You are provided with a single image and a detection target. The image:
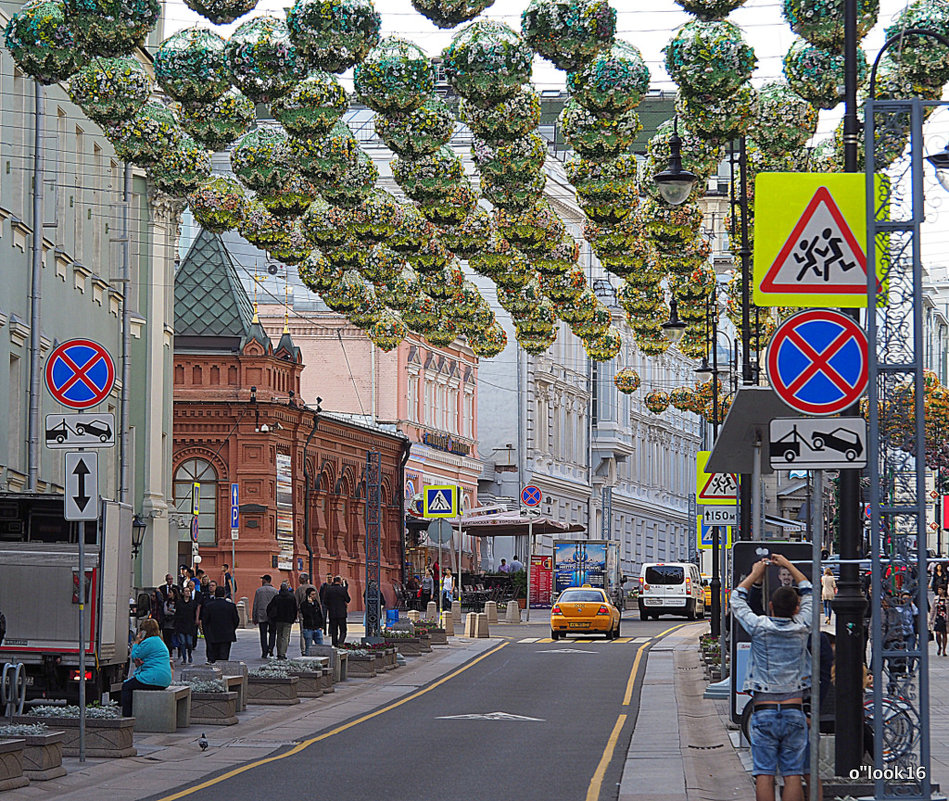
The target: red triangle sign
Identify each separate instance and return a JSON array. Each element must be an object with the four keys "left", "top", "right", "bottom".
[
  {"left": 698, "top": 471, "right": 737, "bottom": 502},
  {"left": 759, "top": 186, "right": 868, "bottom": 295}
]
